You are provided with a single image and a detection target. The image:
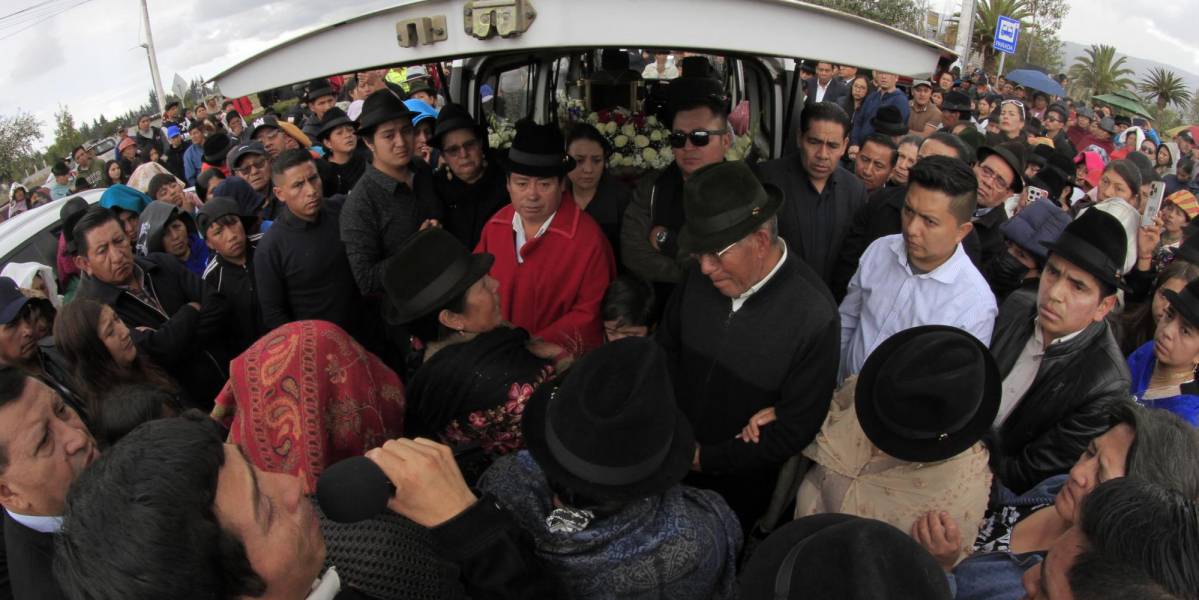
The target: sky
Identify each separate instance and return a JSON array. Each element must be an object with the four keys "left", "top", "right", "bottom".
[{"left": 1, "top": 0, "right": 1197, "bottom": 149}]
